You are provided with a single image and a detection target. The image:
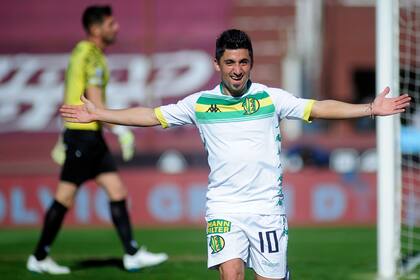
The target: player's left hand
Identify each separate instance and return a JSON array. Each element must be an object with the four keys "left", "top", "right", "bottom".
[
  {"left": 112, "top": 126, "right": 135, "bottom": 161},
  {"left": 60, "top": 95, "right": 98, "bottom": 123},
  {"left": 372, "top": 87, "right": 411, "bottom": 116}
]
